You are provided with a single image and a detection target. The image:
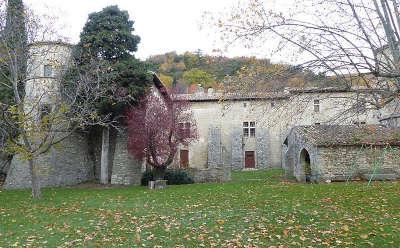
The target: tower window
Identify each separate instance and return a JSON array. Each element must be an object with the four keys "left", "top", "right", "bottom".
[
  {"left": 44, "top": 64, "right": 53, "bottom": 77},
  {"left": 39, "top": 104, "right": 51, "bottom": 129},
  {"left": 314, "top": 99, "right": 320, "bottom": 113},
  {"left": 40, "top": 104, "right": 51, "bottom": 120}
]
